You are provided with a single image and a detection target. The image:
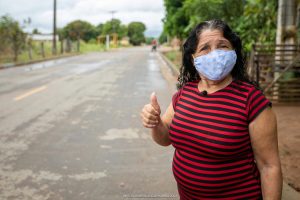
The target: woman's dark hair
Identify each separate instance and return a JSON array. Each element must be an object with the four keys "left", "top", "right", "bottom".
[{"left": 177, "top": 19, "right": 252, "bottom": 89}]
